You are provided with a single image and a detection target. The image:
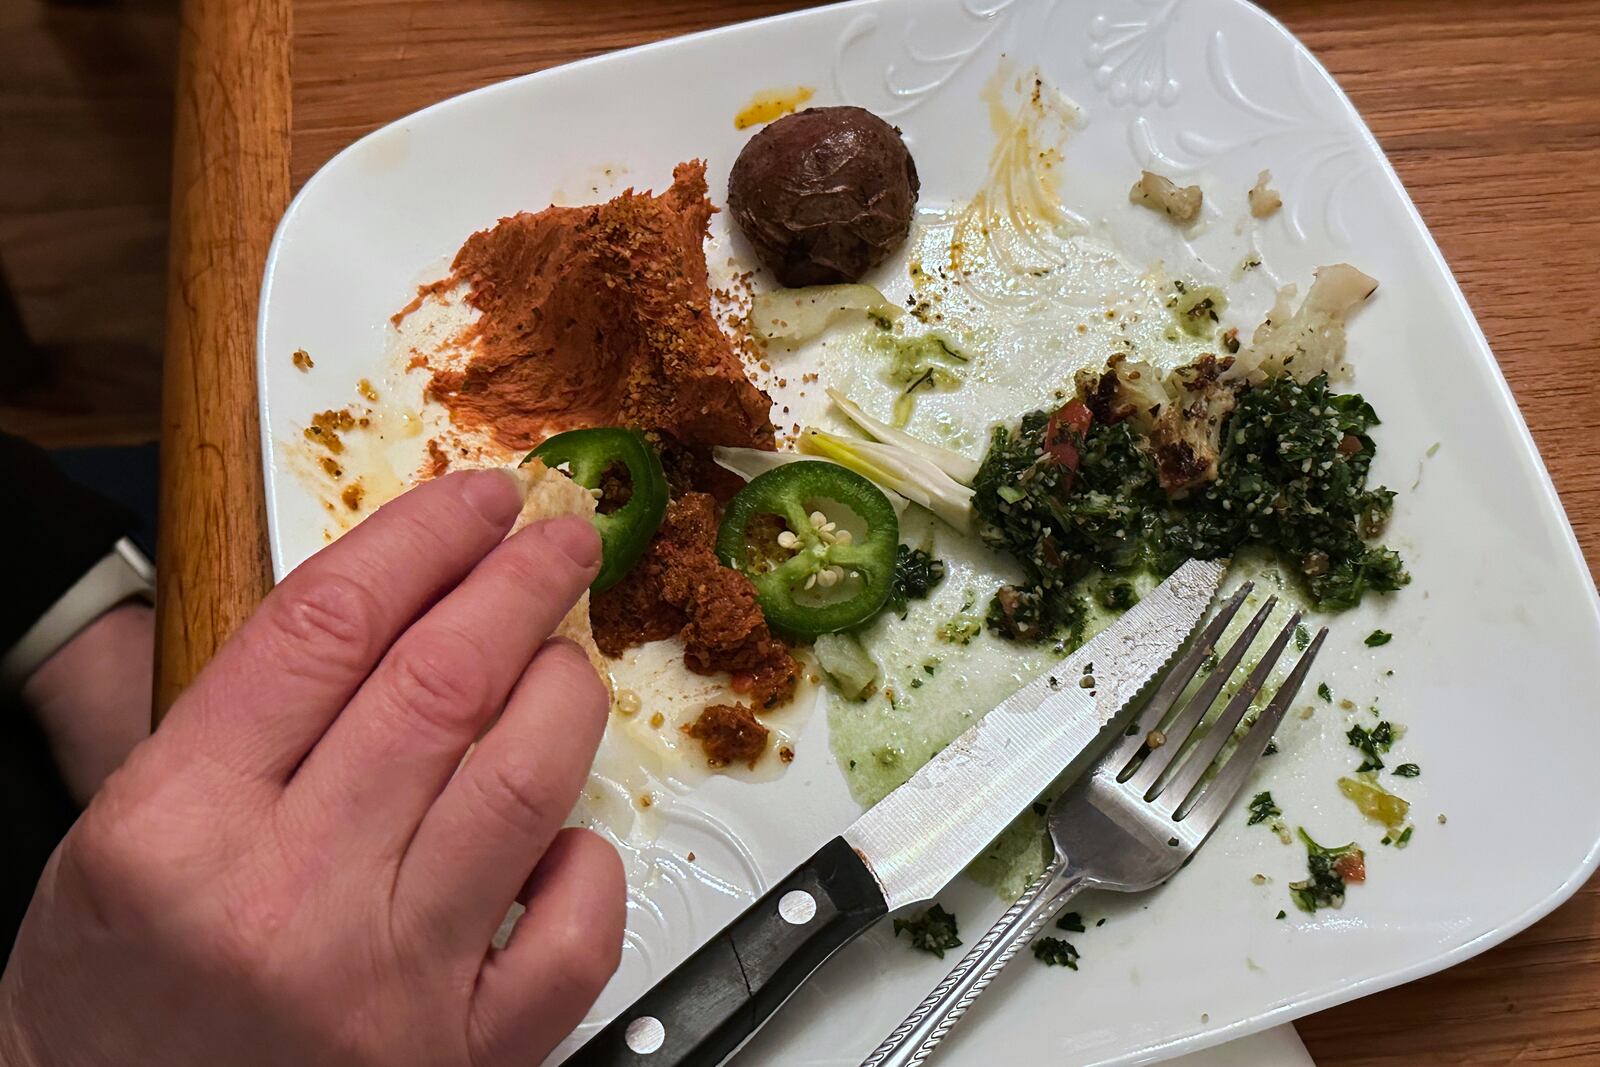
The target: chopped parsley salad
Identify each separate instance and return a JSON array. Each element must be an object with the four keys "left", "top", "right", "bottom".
[{"left": 974, "top": 369, "right": 1405, "bottom": 642}]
